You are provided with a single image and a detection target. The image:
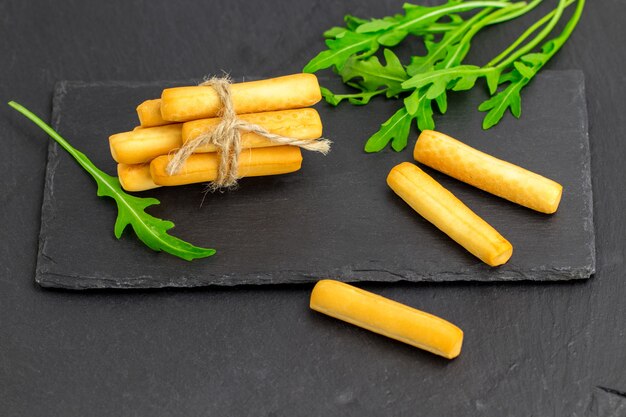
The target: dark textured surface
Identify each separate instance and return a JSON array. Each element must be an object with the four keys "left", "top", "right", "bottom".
[
  {"left": 37, "top": 71, "right": 594, "bottom": 289},
  {"left": 1, "top": 1, "right": 625, "bottom": 416}
]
